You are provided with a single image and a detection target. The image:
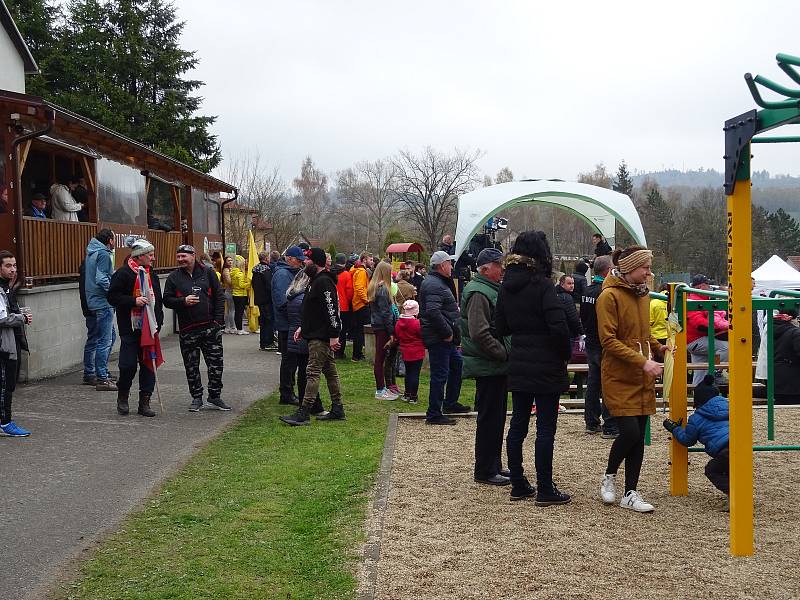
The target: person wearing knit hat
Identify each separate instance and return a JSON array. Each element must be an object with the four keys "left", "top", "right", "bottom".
[
  {"left": 107, "top": 236, "right": 163, "bottom": 417},
  {"left": 597, "top": 245, "right": 669, "bottom": 513},
  {"left": 83, "top": 228, "right": 118, "bottom": 392},
  {"left": 331, "top": 252, "right": 354, "bottom": 359},
  {"left": 394, "top": 299, "right": 424, "bottom": 403},
  {"left": 664, "top": 374, "right": 730, "bottom": 502}
]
